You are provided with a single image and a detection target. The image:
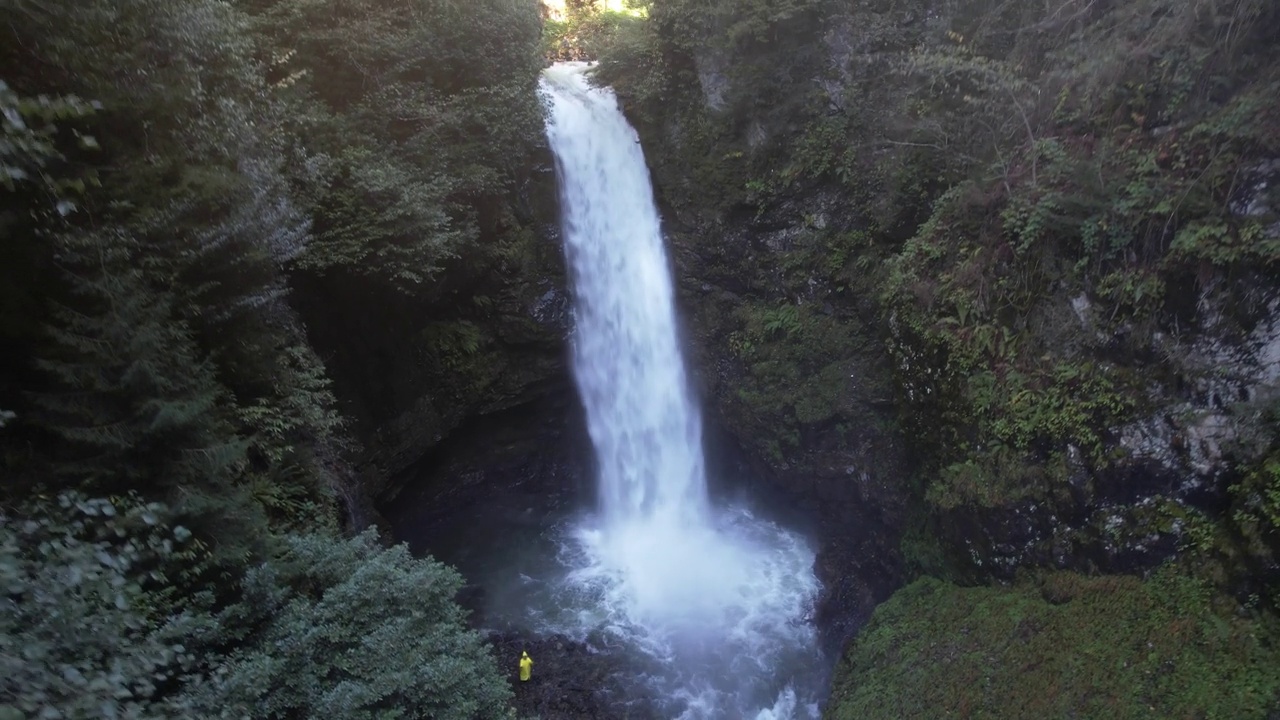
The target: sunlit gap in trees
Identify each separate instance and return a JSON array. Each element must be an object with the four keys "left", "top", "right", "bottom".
[{"left": 541, "top": 0, "right": 648, "bottom": 21}]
